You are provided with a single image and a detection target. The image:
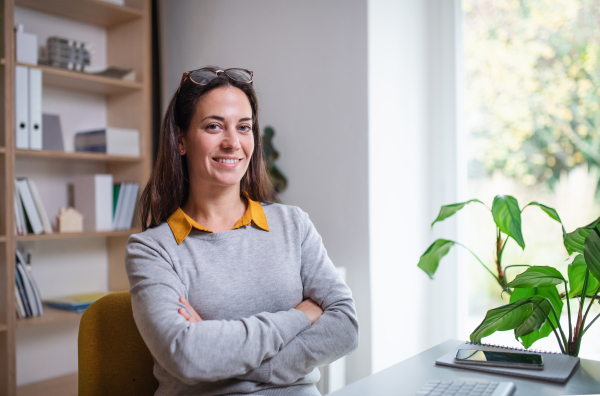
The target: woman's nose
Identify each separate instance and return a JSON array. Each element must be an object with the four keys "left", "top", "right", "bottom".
[{"left": 222, "top": 128, "right": 240, "bottom": 150}]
